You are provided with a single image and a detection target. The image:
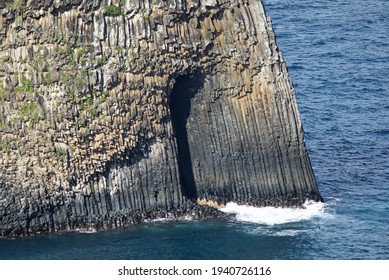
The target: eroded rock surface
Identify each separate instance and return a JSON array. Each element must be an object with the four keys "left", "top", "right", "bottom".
[{"left": 0, "top": 0, "right": 322, "bottom": 236}]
